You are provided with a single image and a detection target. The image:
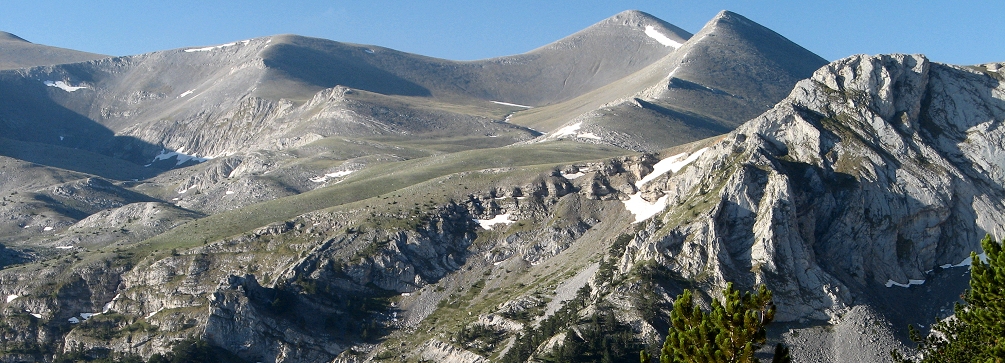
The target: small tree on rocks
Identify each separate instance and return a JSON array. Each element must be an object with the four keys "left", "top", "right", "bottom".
[{"left": 642, "top": 283, "right": 790, "bottom": 363}]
